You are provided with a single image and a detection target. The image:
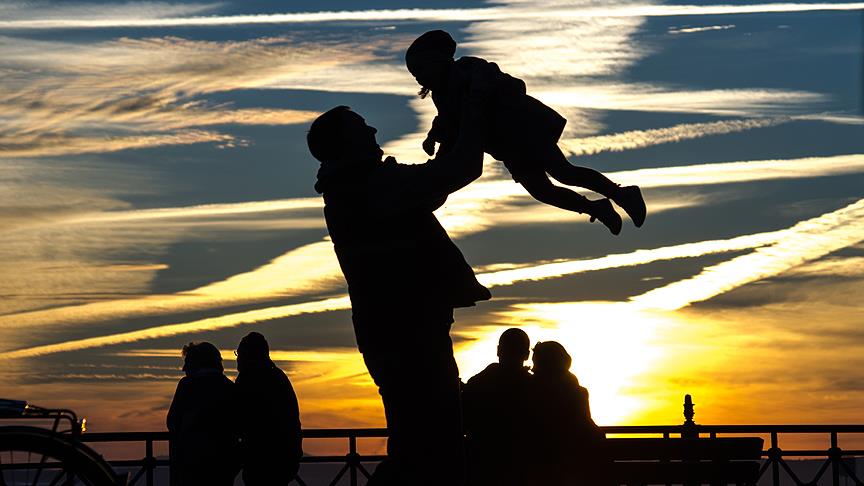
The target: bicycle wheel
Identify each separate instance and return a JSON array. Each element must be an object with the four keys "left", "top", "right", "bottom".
[{"left": 0, "top": 426, "right": 120, "bottom": 486}]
